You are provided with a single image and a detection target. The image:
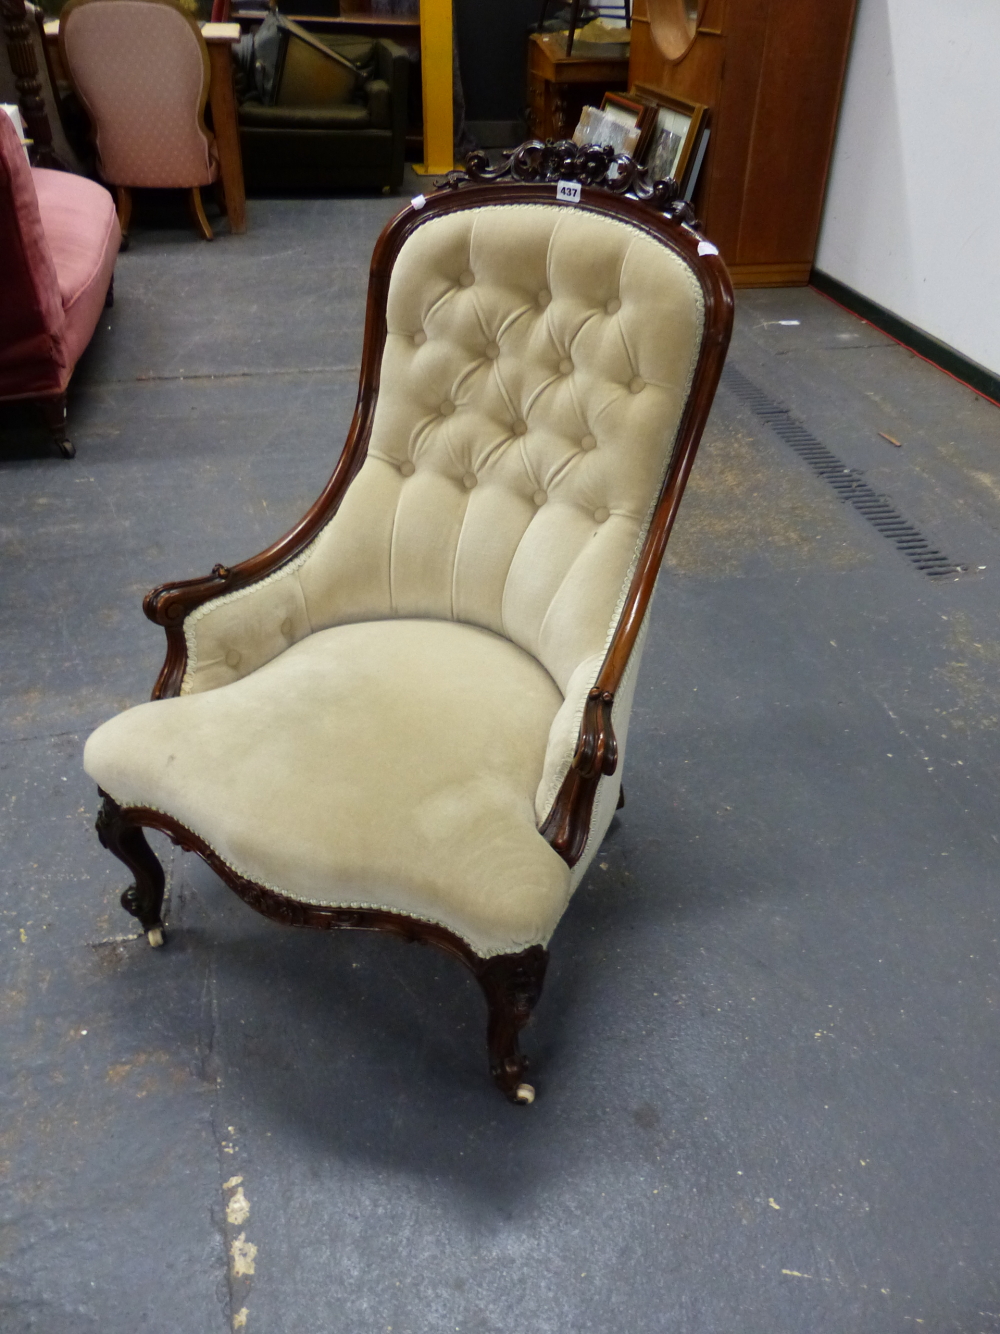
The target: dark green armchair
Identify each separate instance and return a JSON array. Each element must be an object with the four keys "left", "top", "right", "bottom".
[{"left": 238, "top": 31, "right": 408, "bottom": 193}]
